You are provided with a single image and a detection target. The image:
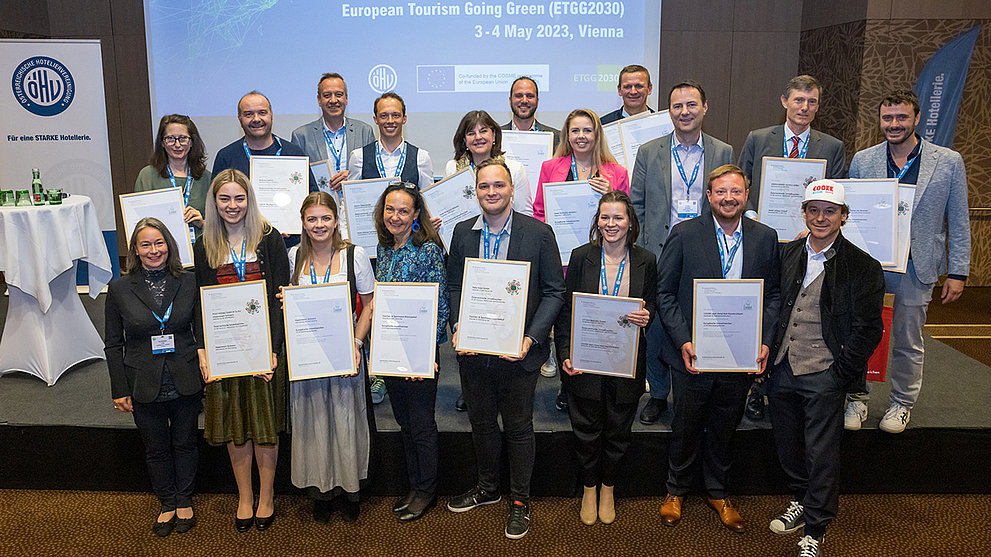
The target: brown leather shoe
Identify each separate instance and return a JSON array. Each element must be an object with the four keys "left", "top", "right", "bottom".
[
  {"left": 660, "top": 494, "right": 682, "bottom": 526},
  {"left": 706, "top": 498, "right": 745, "bottom": 533}
]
